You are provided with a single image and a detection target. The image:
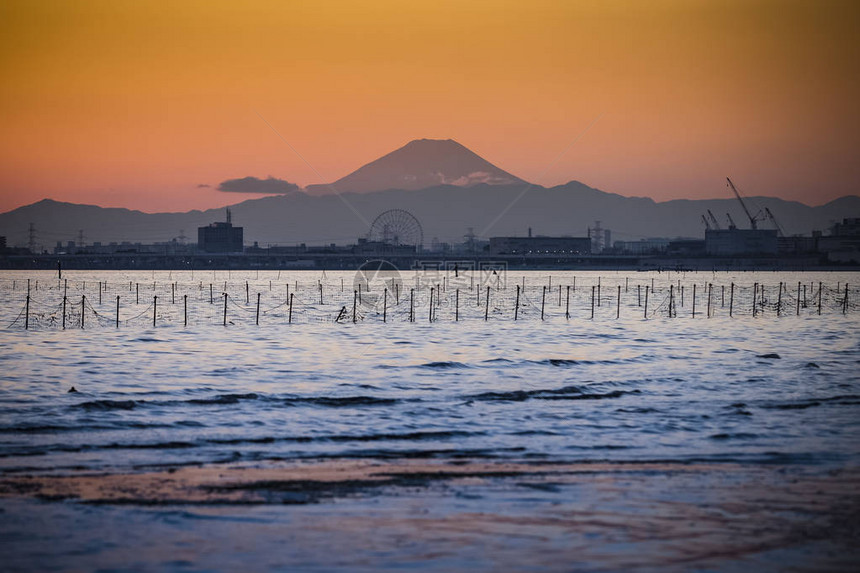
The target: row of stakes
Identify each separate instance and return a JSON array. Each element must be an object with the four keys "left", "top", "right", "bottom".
[{"left": 13, "top": 277, "right": 852, "bottom": 330}]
